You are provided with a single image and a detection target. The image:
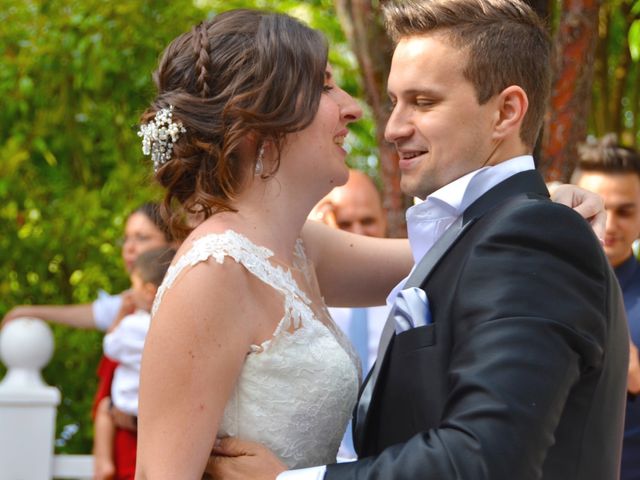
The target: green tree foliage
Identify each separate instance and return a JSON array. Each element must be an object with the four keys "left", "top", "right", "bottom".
[
  {"left": 591, "top": 0, "right": 640, "bottom": 146},
  {"left": 0, "top": 0, "right": 204, "bottom": 453},
  {"left": 0, "top": 0, "right": 375, "bottom": 453}
]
